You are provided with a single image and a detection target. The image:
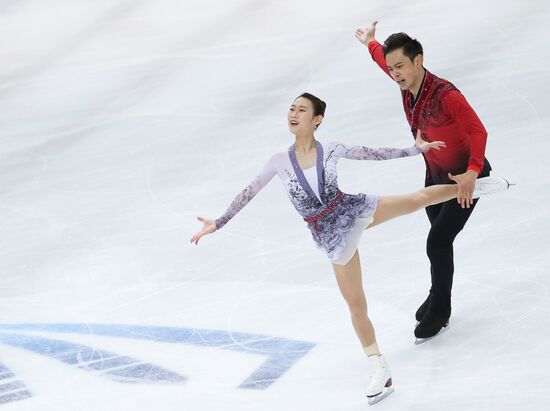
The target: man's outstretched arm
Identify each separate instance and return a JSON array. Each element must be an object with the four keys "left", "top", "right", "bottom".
[{"left": 356, "top": 21, "right": 392, "bottom": 78}]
